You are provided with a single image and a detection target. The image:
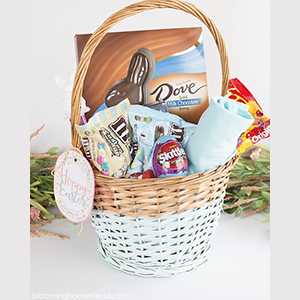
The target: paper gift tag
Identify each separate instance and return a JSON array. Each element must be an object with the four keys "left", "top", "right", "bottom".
[{"left": 54, "top": 149, "right": 95, "bottom": 223}]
